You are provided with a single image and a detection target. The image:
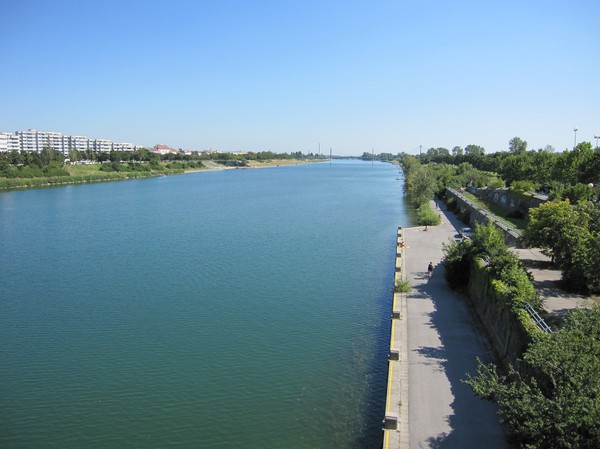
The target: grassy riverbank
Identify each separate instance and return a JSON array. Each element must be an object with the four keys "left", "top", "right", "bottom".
[{"left": 0, "top": 159, "right": 324, "bottom": 190}]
